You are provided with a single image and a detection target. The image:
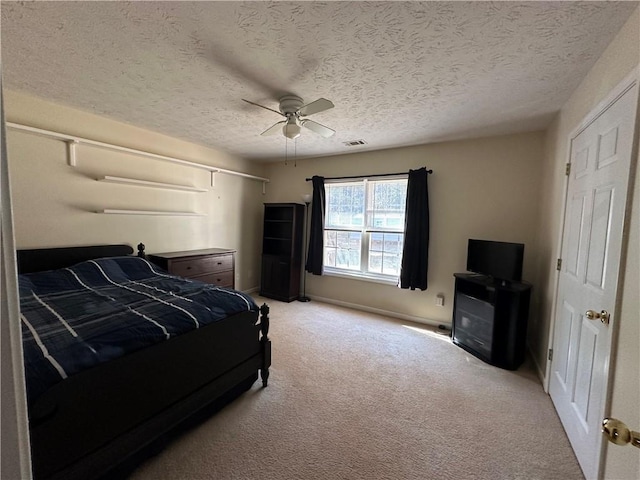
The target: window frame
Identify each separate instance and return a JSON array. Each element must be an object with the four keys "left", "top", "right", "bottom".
[{"left": 323, "top": 175, "right": 408, "bottom": 284}]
